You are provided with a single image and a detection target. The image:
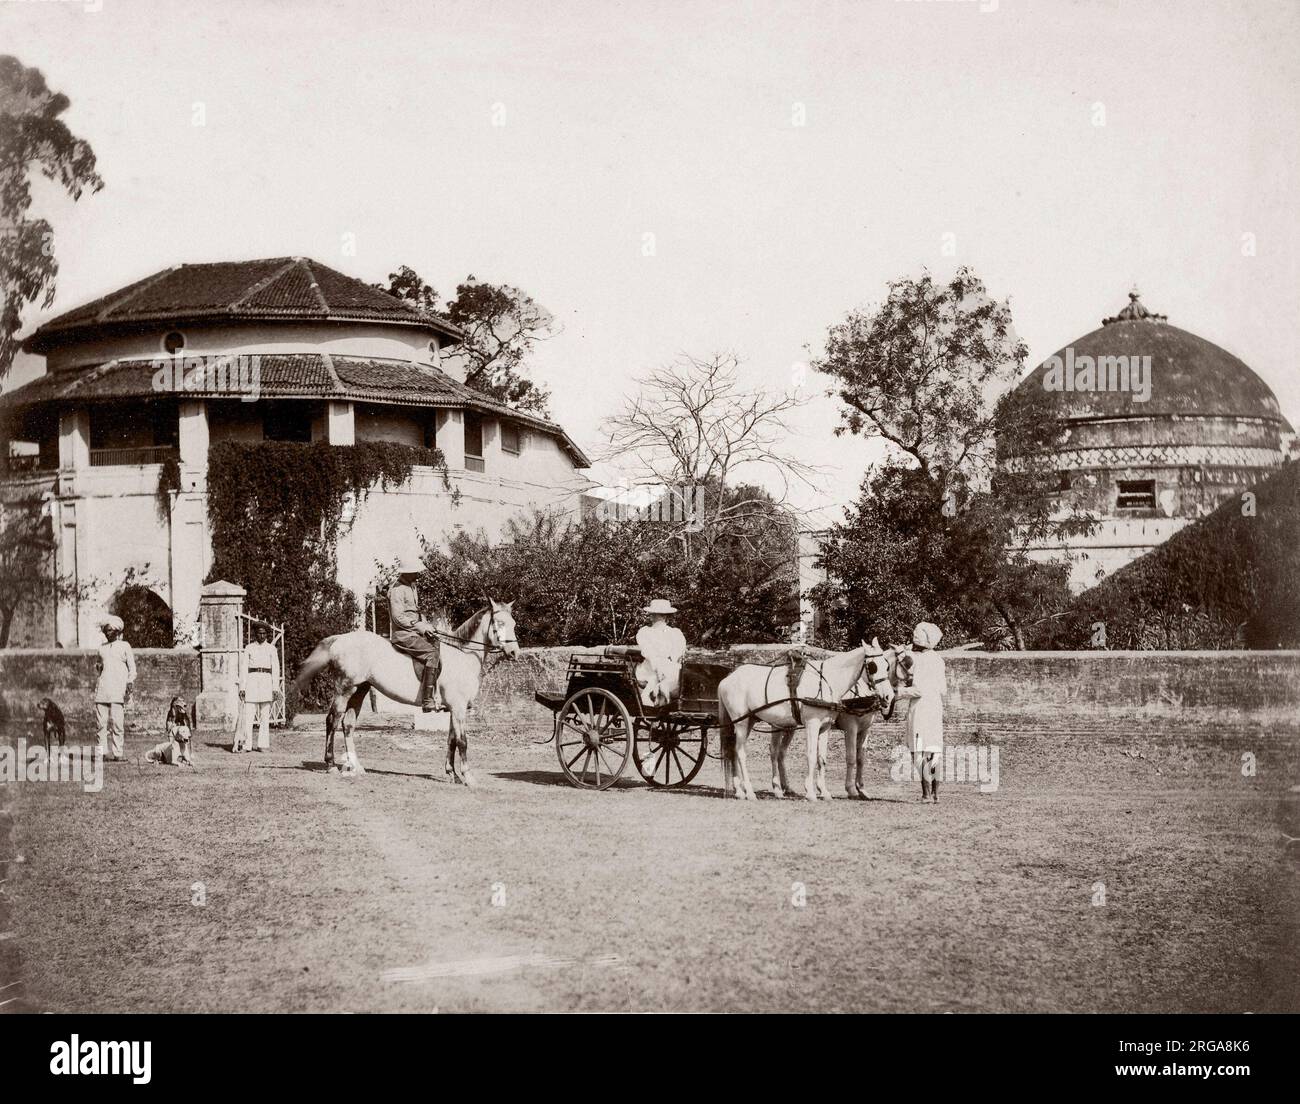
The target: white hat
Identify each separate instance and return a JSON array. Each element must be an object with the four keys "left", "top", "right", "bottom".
[
  {"left": 912, "top": 622, "right": 942, "bottom": 648},
  {"left": 396, "top": 557, "right": 424, "bottom": 576},
  {"left": 643, "top": 598, "right": 678, "bottom": 615},
  {"left": 100, "top": 615, "right": 124, "bottom": 633}
]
